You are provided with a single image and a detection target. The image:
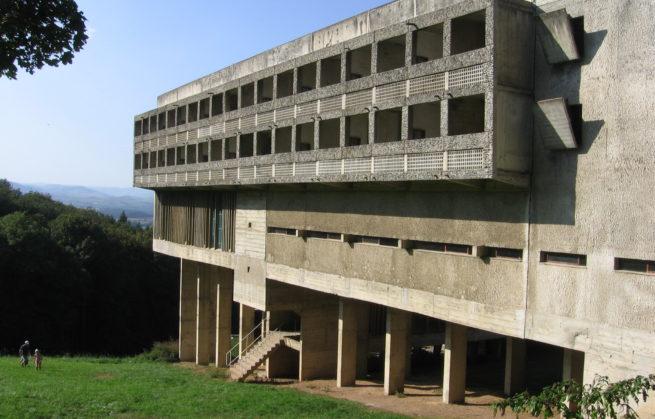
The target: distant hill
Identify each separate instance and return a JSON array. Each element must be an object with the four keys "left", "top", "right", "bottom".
[{"left": 10, "top": 182, "right": 153, "bottom": 225}]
